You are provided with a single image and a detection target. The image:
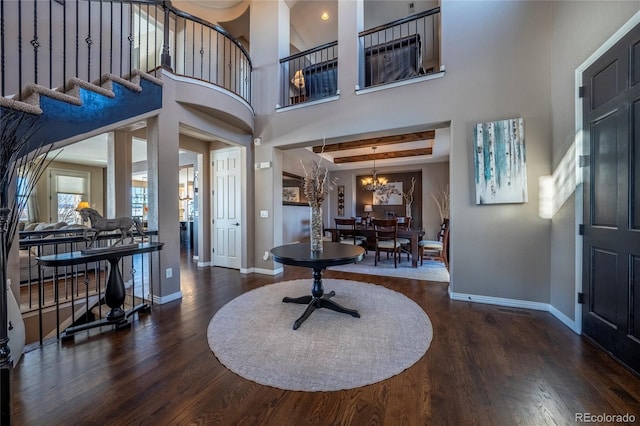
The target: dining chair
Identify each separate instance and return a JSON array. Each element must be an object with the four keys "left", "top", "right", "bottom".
[
  {"left": 334, "top": 217, "right": 367, "bottom": 253},
  {"left": 396, "top": 216, "right": 412, "bottom": 262},
  {"left": 419, "top": 219, "right": 449, "bottom": 267},
  {"left": 372, "top": 218, "right": 401, "bottom": 268}
]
